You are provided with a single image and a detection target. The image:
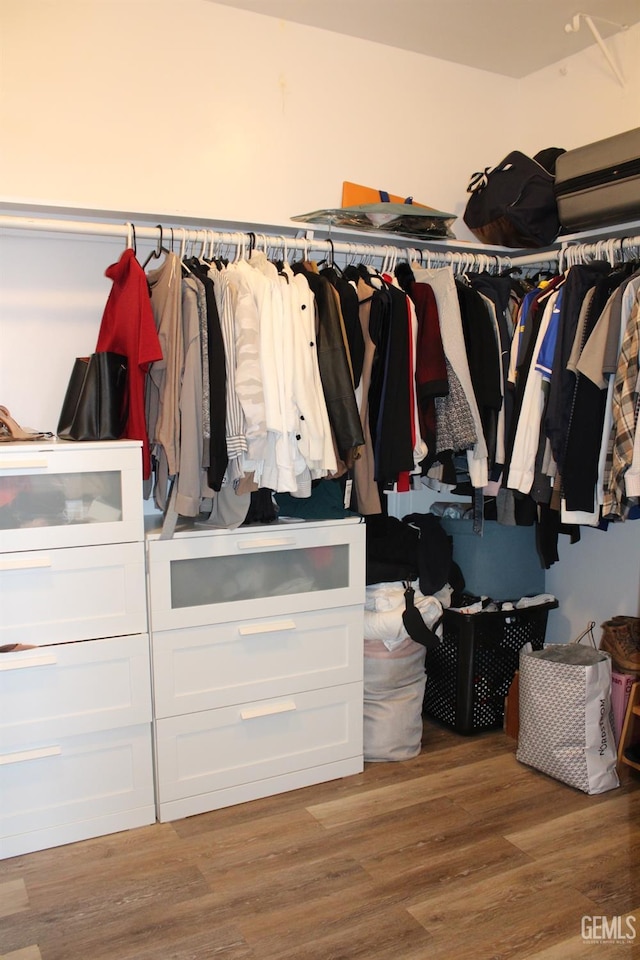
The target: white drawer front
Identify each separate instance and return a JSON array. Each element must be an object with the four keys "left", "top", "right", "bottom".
[
  {"left": 0, "top": 634, "right": 152, "bottom": 744},
  {"left": 0, "top": 723, "right": 155, "bottom": 852},
  {"left": 153, "top": 606, "right": 363, "bottom": 718},
  {"left": 0, "top": 441, "right": 143, "bottom": 551},
  {"left": 0, "top": 541, "right": 147, "bottom": 646},
  {"left": 155, "top": 682, "right": 363, "bottom": 804},
  {"left": 147, "top": 520, "right": 365, "bottom": 631}
]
